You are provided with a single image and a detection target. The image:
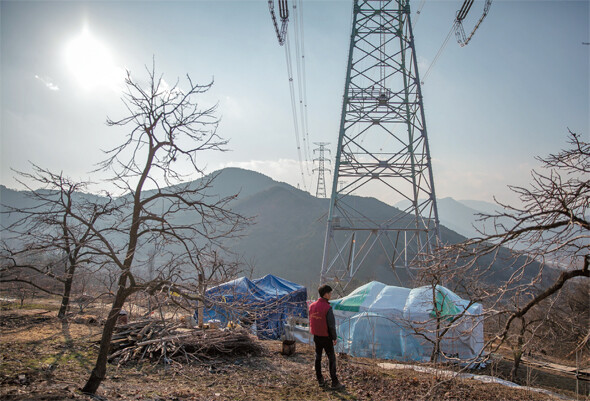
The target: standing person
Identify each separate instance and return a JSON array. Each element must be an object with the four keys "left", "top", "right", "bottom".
[{"left": 308, "top": 284, "right": 345, "bottom": 390}]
